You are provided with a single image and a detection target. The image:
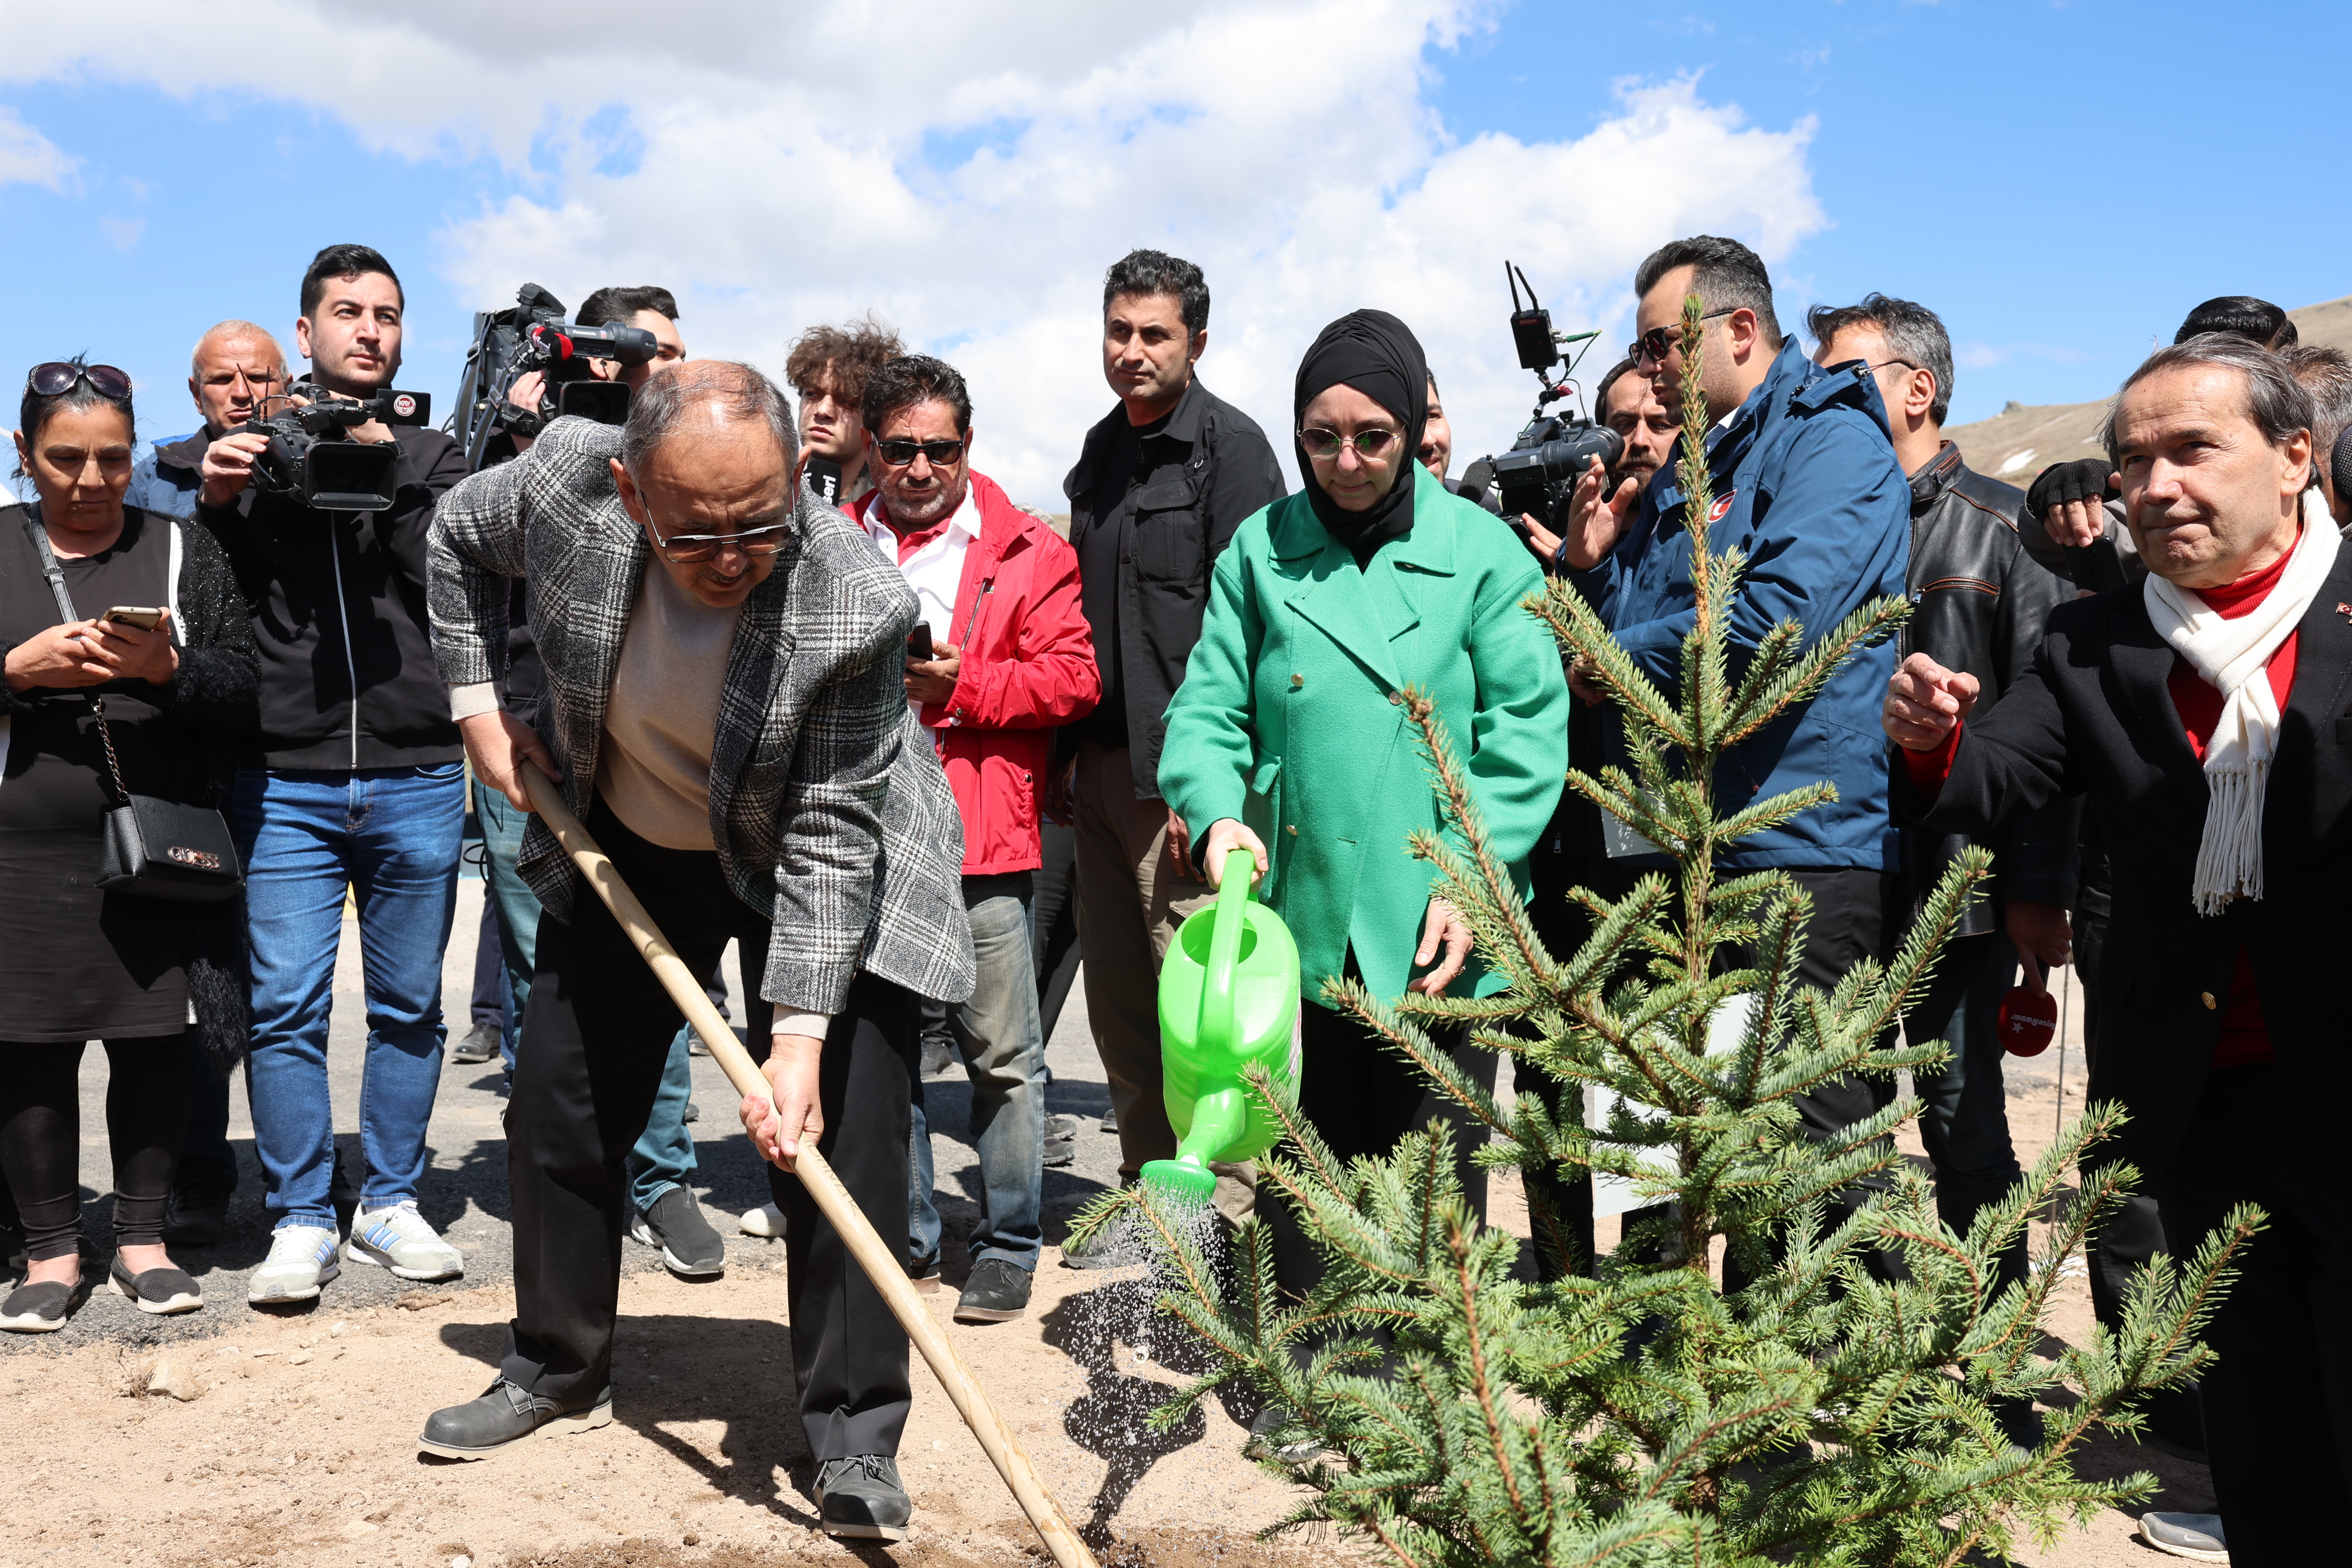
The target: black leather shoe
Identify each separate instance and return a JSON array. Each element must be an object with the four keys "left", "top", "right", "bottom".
[
  {"left": 162, "top": 1171, "right": 236, "bottom": 1247},
  {"left": 955, "top": 1257, "right": 1034, "bottom": 1323},
  {"left": 109, "top": 1253, "right": 202, "bottom": 1315},
  {"left": 417, "top": 1378, "right": 612, "bottom": 1459},
  {"left": 450, "top": 1022, "right": 501, "bottom": 1065},
  {"left": 815, "top": 1454, "right": 910, "bottom": 1541}
]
